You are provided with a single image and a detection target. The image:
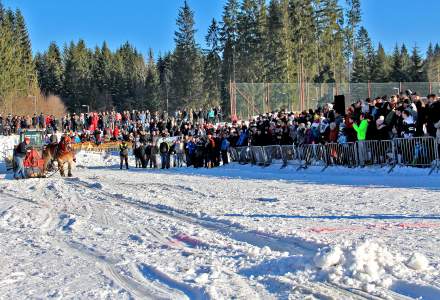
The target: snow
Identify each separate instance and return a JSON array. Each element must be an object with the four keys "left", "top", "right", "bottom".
[
  {"left": 407, "top": 252, "right": 430, "bottom": 271},
  {"left": 1, "top": 134, "right": 440, "bottom": 299}
]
